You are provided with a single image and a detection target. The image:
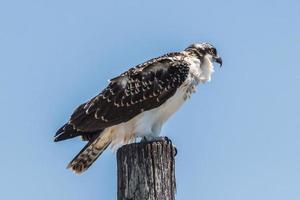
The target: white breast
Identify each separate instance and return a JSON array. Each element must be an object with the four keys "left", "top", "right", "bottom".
[{"left": 107, "top": 86, "right": 187, "bottom": 148}]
